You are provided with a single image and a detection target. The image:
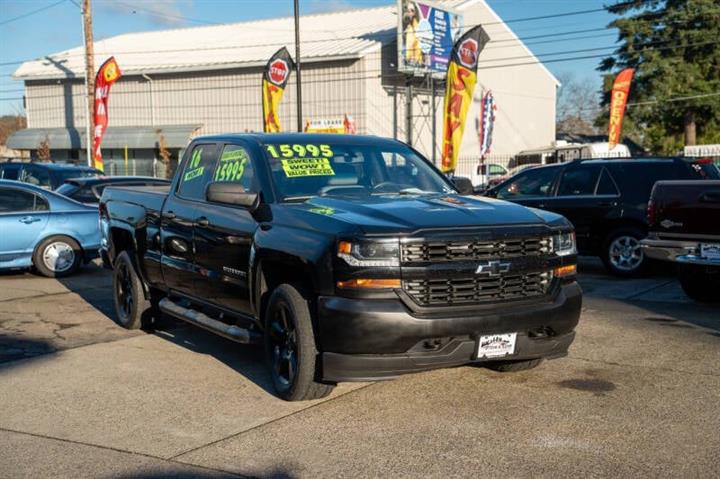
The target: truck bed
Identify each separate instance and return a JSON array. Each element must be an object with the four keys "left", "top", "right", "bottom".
[
  {"left": 650, "top": 180, "right": 720, "bottom": 239},
  {"left": 101, "top": 184, "right": 170, "bottom": 211}
]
